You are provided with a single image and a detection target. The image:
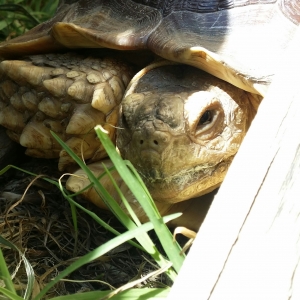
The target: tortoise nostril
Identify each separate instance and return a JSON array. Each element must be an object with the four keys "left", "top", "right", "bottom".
[{"left": 135, "top": 130, "right": 170, "bottom": 151}]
